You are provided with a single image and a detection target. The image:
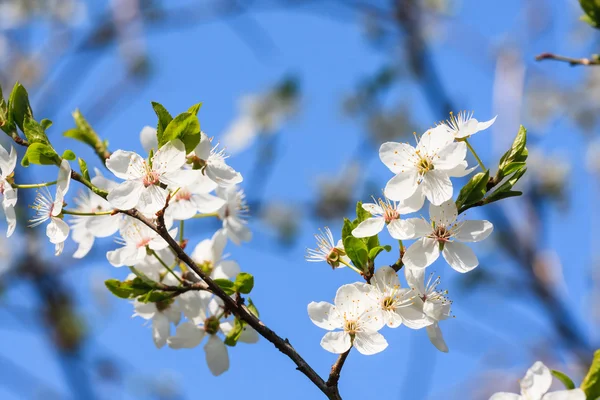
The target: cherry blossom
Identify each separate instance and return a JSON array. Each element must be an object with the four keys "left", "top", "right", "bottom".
[
  {"left": 191, "top": 132, "right": 242, "bottom": 188},
  {"left": 308, "top": 283, "right": 387, "bottom": 355},
  {"left": 216, "top": 186, "right": 251, "bottom": 245},
  {"left": 305, "top": 227, "right": 350, "bottom": 268},
  {"left": 379, "top": 125, "right": 469, "bottom": 206},
  {"left": 166, "top": 173, "right": 225, "bottom": 221},
  {"left": 403, "top": 200, "right": 493, "bottom": 273},
  {"left": 190, "top": 230, "right": 240, "bottom": 280},
  {"left": 133, "top": 298, "right": 181, "bottom": 349},
  {"left": 29, "top": 160, "right": 71, "bottom": 256},
  {"left": 0, "top": 143, "right": 17, "bottom": 237},
  {"left": 489, "top": 361, "right": 585, "bottom": 400},
  {"left": 351, "top": 196, "right": 420, "bottom": 240},
  {"left": 442, "top": 111, "right": 496, "bottom": 139}
]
